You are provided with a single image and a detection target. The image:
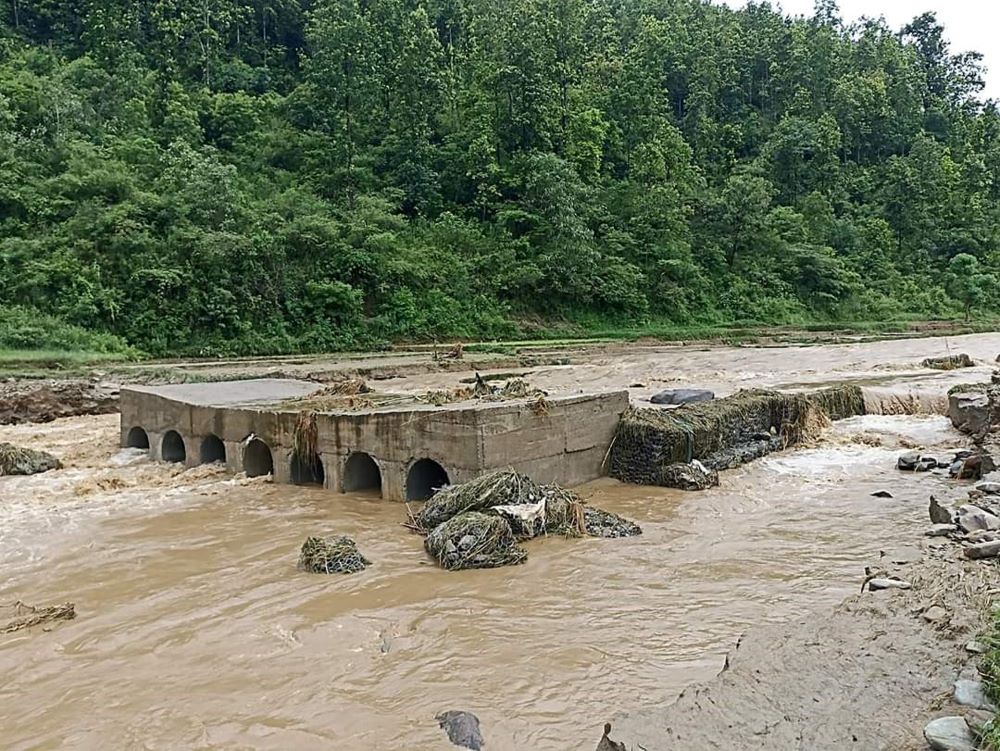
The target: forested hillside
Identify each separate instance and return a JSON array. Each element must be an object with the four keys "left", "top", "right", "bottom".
[{"left": 2, "top": 0, "right": 999, "bottom": 356}]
